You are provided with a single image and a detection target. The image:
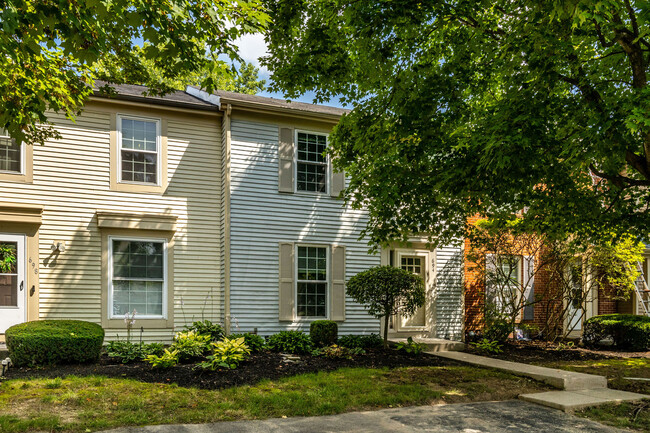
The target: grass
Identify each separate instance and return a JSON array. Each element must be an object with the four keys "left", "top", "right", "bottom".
[
  {"left": 577, "top": 400, "right": 650, "bottom": 432},
  {"left": 539, "top": 358, "right": 650, "bottom": 394},
  {"left": 539, "top": 357, "right": 650, "bottom": 431},
  {"left": 0, "top": 366, "right": 548, "bottom": 433}
]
